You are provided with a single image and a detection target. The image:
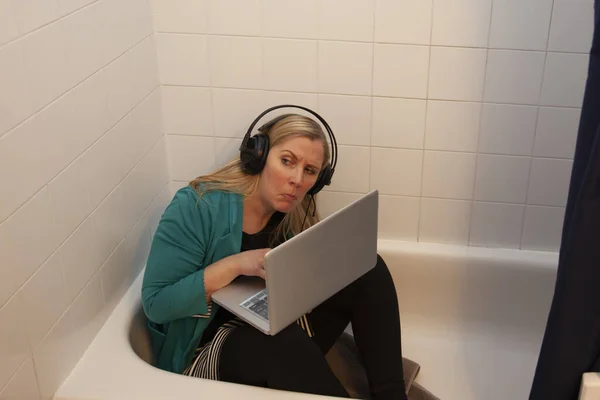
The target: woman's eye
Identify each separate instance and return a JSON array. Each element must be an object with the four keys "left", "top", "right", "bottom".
[
  {"left": 305, "top": 168, "right": 317, "bottom": 176},
  {"left": 281, "top": 158, "right": 291, "bottom": 165}
]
